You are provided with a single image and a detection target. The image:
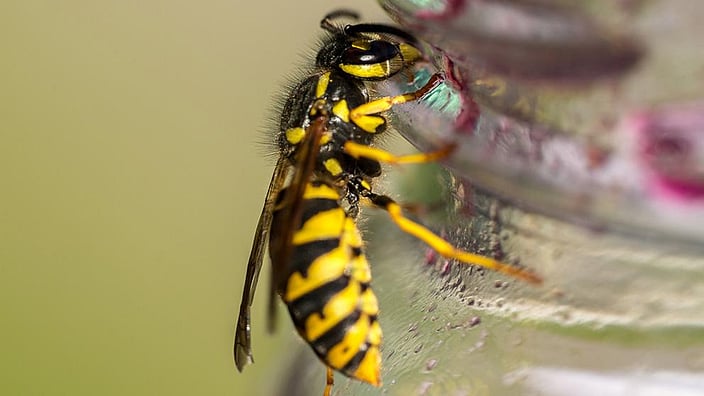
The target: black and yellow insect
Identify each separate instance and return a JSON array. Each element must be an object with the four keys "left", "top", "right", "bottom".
[{"left": 234, "top": 10, "right": 541, "bottom": 395}]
